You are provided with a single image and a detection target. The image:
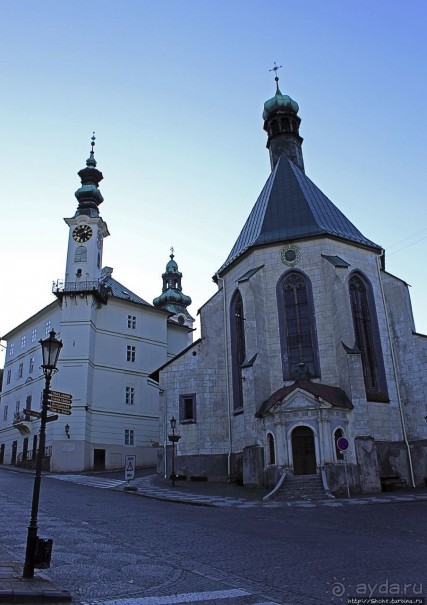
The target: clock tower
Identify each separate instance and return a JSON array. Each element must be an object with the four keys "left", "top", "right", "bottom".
[{"left": 62, "top": 135, "right": 110, "bottom": 294}]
